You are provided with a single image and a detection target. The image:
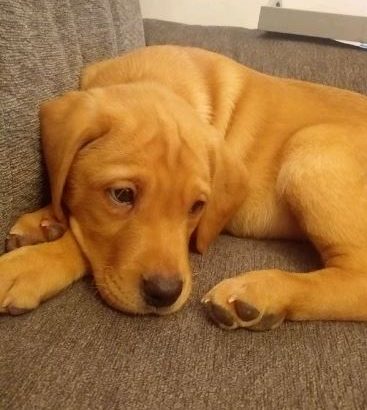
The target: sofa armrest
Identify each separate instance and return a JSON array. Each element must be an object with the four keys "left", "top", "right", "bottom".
[{"left": 0, "top": 0, "right": 145, "bottom": 253}]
